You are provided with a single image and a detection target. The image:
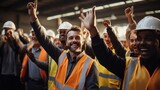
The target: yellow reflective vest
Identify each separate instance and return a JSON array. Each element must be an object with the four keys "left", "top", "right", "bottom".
[
  {"left": 97, "top": 60, "right": 121, "bottom": 90},
  {"left": 97, "top": 49, "right": 121, "bottom": 90},
  {"left": 123, "top": 56, "right": 160, "bottom": 90},
  {"left": 48, "top": 56, "right": 58, "bottom": 90}
]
